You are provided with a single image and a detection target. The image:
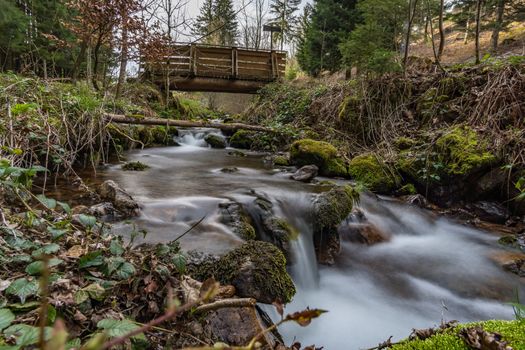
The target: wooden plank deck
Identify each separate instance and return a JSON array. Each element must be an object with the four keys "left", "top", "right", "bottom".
[{"left": 142, "top": 43, "right": 287, "bottom": 93}]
